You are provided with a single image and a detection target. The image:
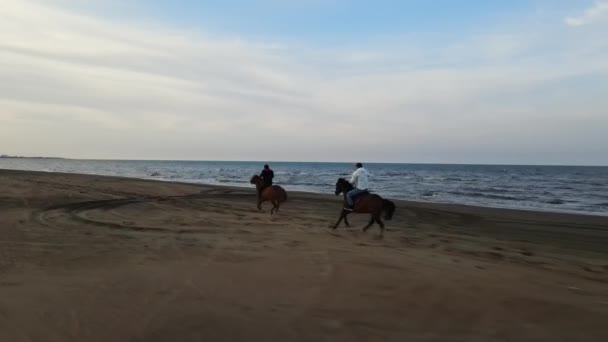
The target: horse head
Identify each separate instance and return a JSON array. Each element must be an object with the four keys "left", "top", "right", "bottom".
[
  {"left": 250, "top": 175, "right": 262, "bottom": 185},
  {"left": 335, "top": 178, "right": 351, "bottom": 196}
]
